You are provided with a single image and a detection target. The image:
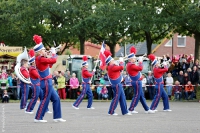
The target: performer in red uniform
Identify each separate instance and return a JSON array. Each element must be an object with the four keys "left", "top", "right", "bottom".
[
  {"left": 20, "top": 58, "right": 30, "bottom": 110},
  {"left": 33, "top": 35, "right": 66, "bottom": 122},
  {"left": 72, "top": 56, "right": 95, "bottom": 109},
  {"left": 25, "top": 49, "right": 51, "bottom": 114},
  {"left": 126, "top": 47, "right": 154, "bottom": 114},
  {"left": 104, "top": 50, "right": 131, "bottom": 116},
  {"left": 148, "top": 54, "right": 172, "bottom": 112}
]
